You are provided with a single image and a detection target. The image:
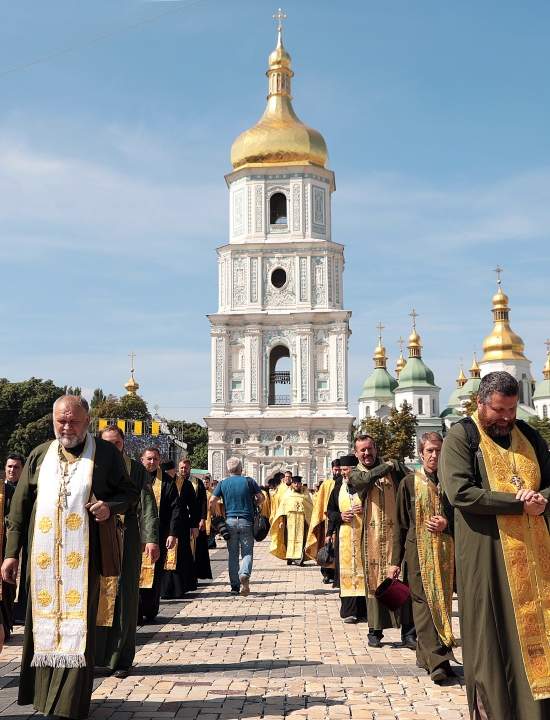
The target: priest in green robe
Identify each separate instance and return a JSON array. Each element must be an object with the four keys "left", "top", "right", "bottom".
[
  {"left": 388, "top": 432, "right": 456, "bottom": 684},
  {"left": 440, "top": 371, "right": 550, "bottom": 720},
  {"left": 1, "top": 395, "right": 138, "bottom": 720},
  {"left": 95, "top": 425, "right": 160, "bottom": 679},
  {"left": 349, "top": 434, "right": 415, "bottom": 649}
]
